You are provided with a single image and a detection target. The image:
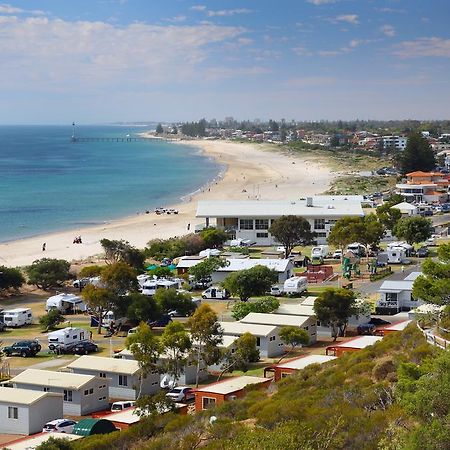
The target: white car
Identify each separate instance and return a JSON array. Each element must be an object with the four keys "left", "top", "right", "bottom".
[
  {"left": 43, "top": 419, "right": 77, "bottom": 433},
  {"left": 166, "top": 386, "right": 195, "bottom": 403},
  {"left": 111, "top": 401, "right": 135, "bottom": 412},
  {"left": 332, "top": 250, "right": 343, "bottom": 259}
]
